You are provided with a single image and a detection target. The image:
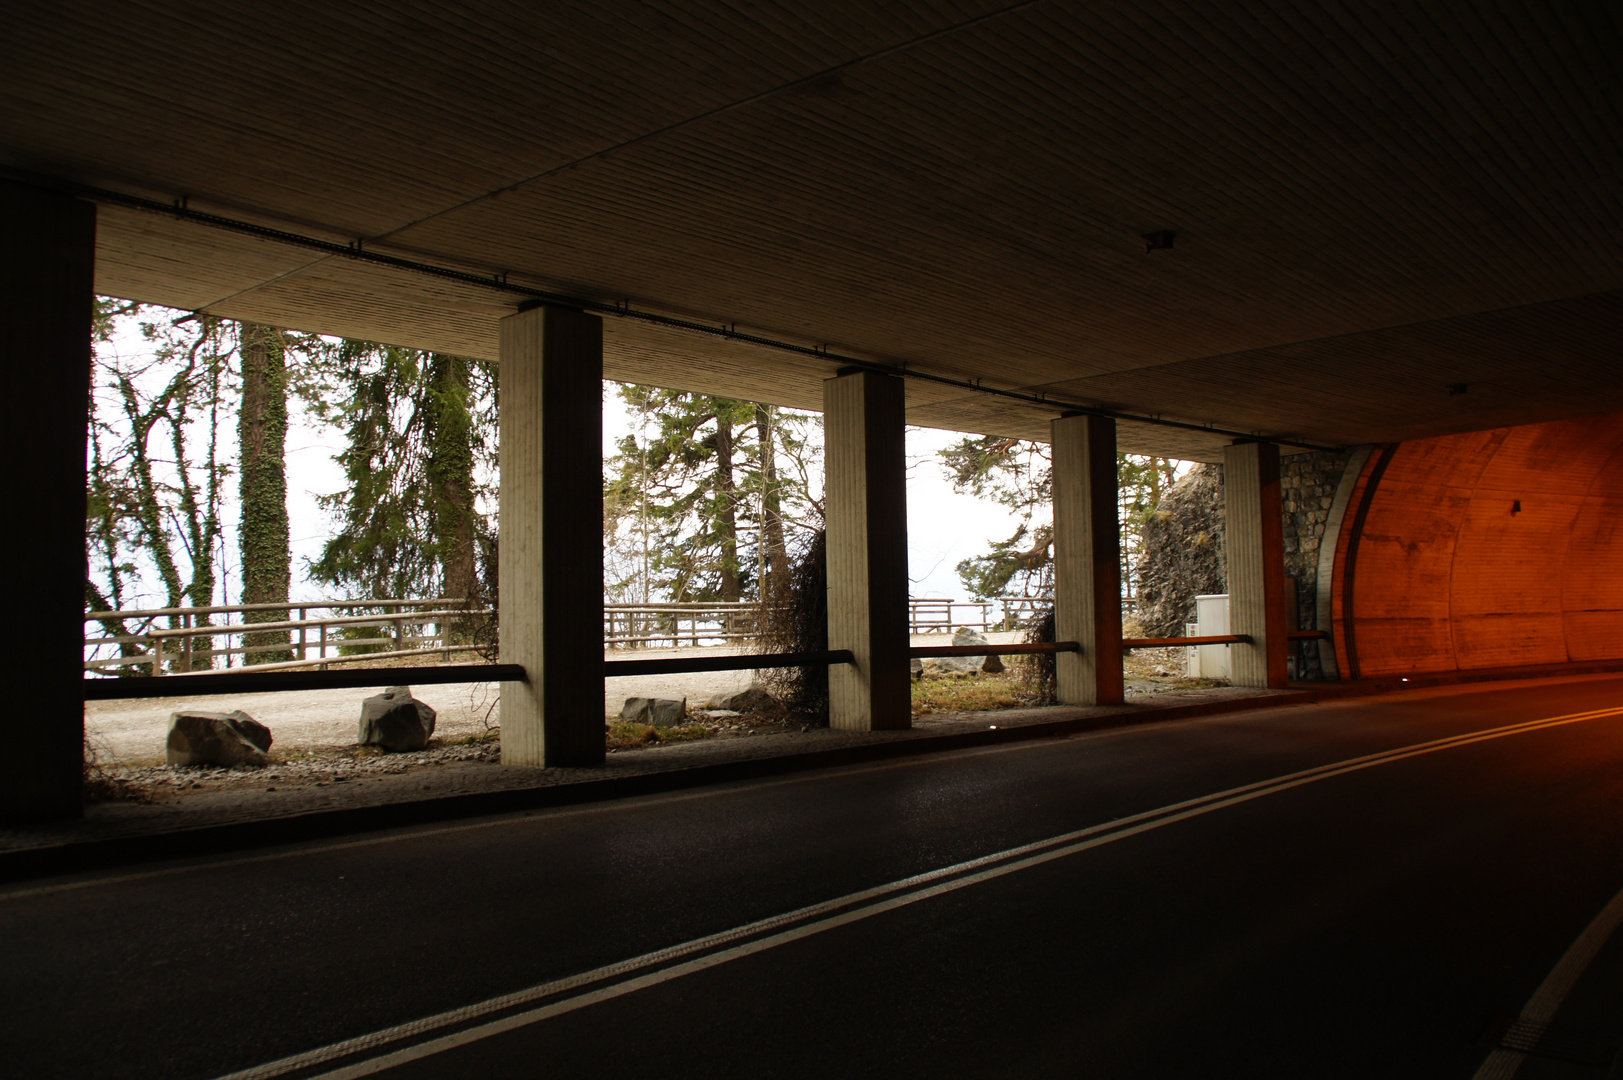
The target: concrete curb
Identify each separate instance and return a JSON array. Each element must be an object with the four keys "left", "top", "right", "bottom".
[{"left": 8, "top": 661, "right": 1622, "bottom": 884}]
